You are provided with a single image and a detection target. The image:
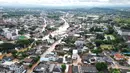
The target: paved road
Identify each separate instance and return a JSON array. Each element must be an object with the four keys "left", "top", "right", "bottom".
[
  {"left": 41, "top": 18, "right": 47, "bottom": 33},
  {"left": 41, "top": 17, "right": 69, "bottom": 41},
  {"left": 27, "top": 16, "right": 70, "bottom": 73},
  {"left": 41, "top": 17, "right": 69, "bottom": 57},
  {"left": 41, "top": 38, "right": 62, "bottom": 57}
]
